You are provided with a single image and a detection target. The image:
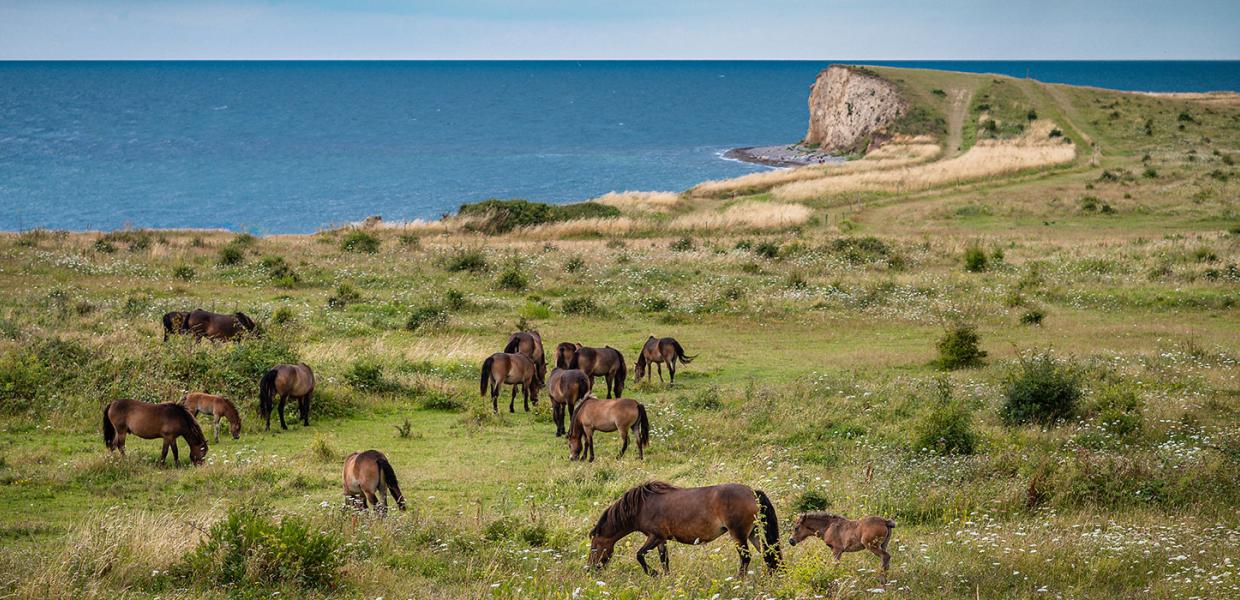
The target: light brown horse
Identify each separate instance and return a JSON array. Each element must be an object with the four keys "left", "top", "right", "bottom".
[
  {"left": 480, "top": 352, "right": 541, "bottom": 413},
  {"left": 788, "top": 512, "right": 896, "bottom": 576},
  {"left": 180, "top": 392, "right": 242, "bottom": 442},
  {"left": 569, "top": 345, "right": 626, "bottom": 399},
  {"left": 546, "top": 367, "right": 590, "bottom": 437},
  {"left": 567, "top": 395, "right": 649, "bottom": 462},
  {"left": 587, "top": 481, "right": 782, "bottom": 577},
  {"left": 554, "top": 341, "right": 581, "bottom": 369},
  {"left": 634, "top": 335, "right": 697, "bottom": 385},
  {"left": 343, "top": 450, "right": 407, "bottom": 515},
  {"left": 259, "top": 363, "right": 315, "bottom": 430},
  {"left": 162, "top": 311, "right": 190, "bottom": 341},
  {"left": 102, "top": 399, "right": 208, "bottom": 466},
  {"left": 186, "top": 308, "right": 260, "bottom": 341},
  {"left": 504, "top": 330, "right": 546, "bottom": 385}
]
